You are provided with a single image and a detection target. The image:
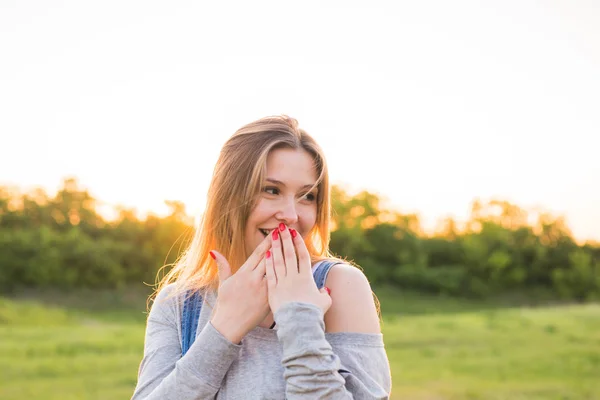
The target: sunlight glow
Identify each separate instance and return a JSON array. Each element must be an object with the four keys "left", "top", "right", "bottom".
[{"left": 1, "top": 0, "right": 598, "bottom": 242}]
